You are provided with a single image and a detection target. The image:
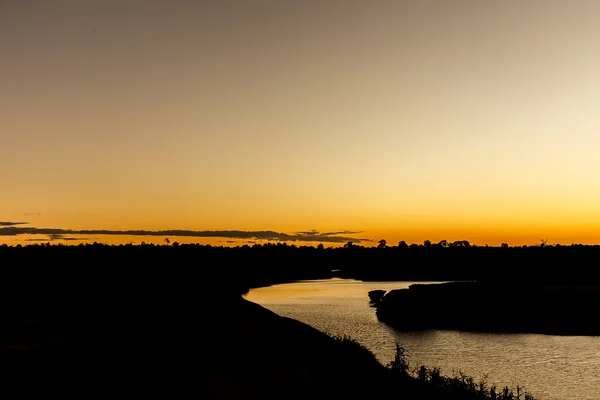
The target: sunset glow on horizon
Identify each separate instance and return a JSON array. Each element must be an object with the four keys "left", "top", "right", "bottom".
[{"left": 3, "top": 1, "right": 600, "bottom": 247}]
